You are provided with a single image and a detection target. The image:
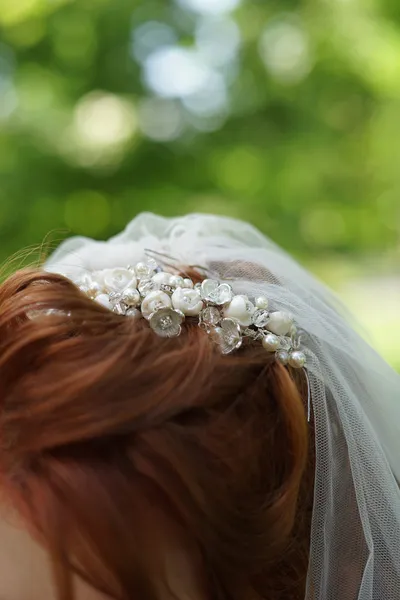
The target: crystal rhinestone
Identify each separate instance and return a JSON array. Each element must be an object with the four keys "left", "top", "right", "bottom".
[
  {"left": 288, "top": 350, "right": 307, "bottom": 369},
  {"left": 255, "top": 296, "right": 269, "bottom": 310},
  {"left": 159, "top": 315, "right": 173, "bottom": 329},
  {"left": 149, "top": 307, "right": 184, "bottom": 338},
  {"left": 200, "top": 279, "right": 233, "bottom": 305},
  {"left": 276, "top": 350, "right": 290, "bottom": 365},
  {"left": 200, "top": 306, "right": 221, "bottom": 326},
  {"left": 160, "top": 284, "right": 175, "bottom": 295},
  {"left": 194, "top": 282, "right": 202, "bottom": 291},
  {"left": 138, "top": 279, "right": 158, "bottom": 297},
  {"left": 262, "top": 333, "right": 280, "bottom": 352},
  {"left": 279, "top": 336, "right": 292, "bottom": 351},
  {"left": 252, "top": 309, "right": 270, "bottom": 329},
  {"left": 243, "top": 328, "right": 259, "bottom": 340},
  {"left": 112, "top": 303, "right": 126, "bottom": 316},
  {"left": 145, "top": 257, "right": 158, "bottom": 271},
  {"left": 135, "top": 260, "right": 157, "bottom": 280}
]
